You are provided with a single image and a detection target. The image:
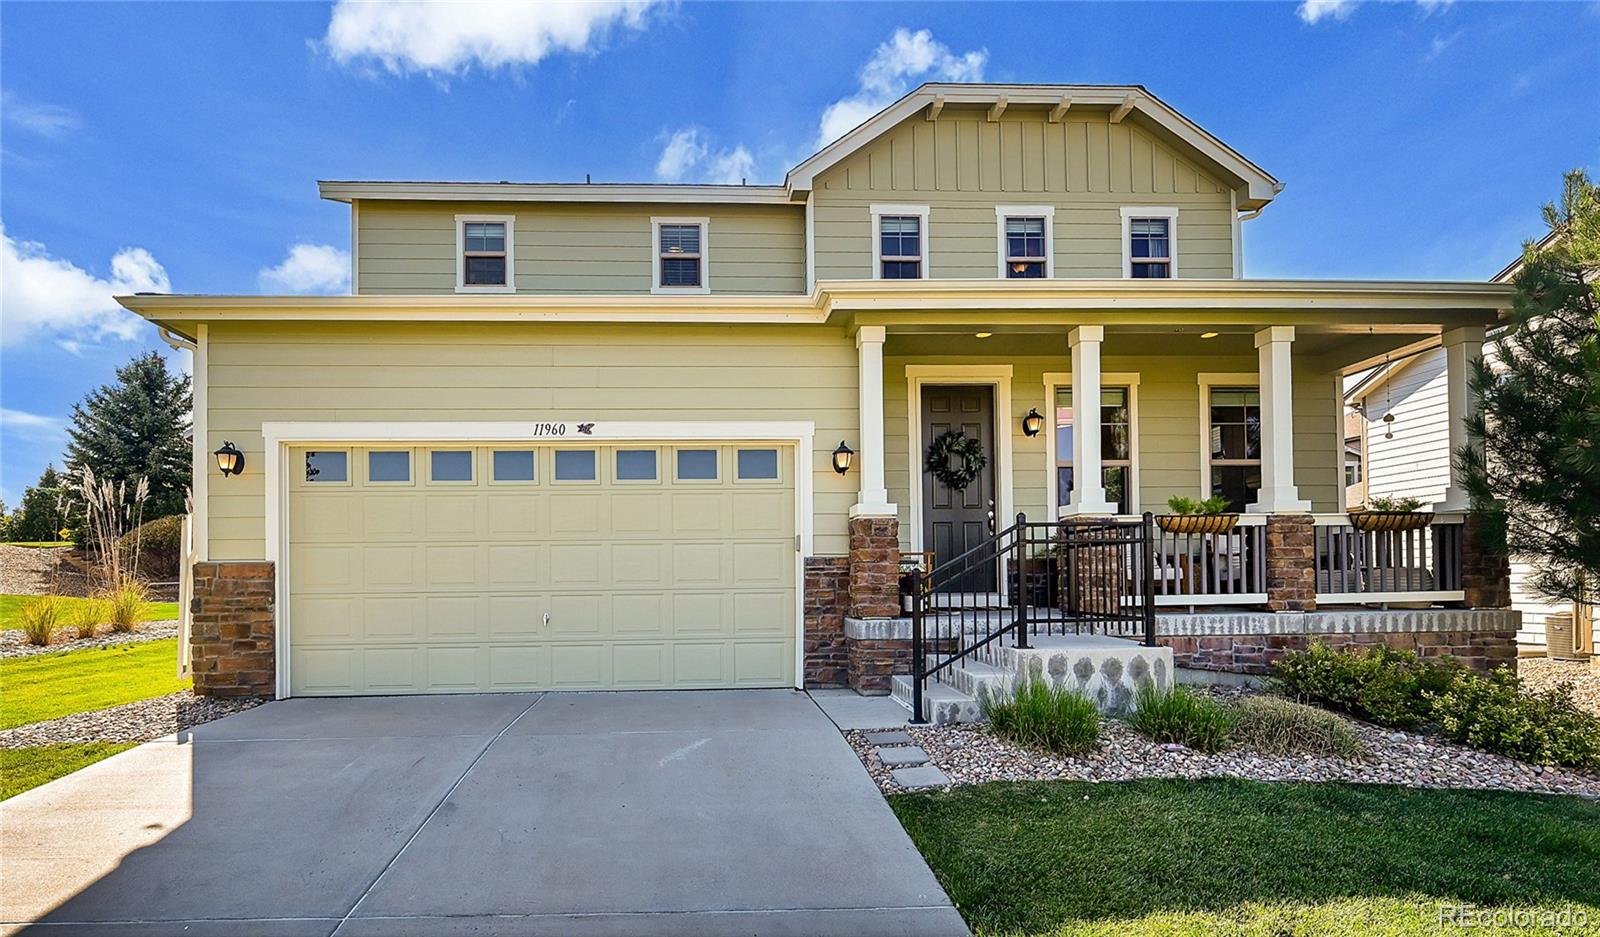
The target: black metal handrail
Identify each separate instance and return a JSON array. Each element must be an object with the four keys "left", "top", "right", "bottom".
[{"left": 907, "top": 512, "right": 1157, "bottom": 724}]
